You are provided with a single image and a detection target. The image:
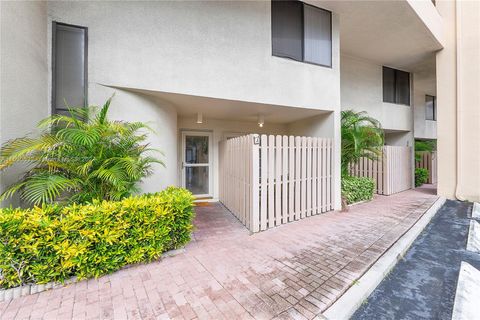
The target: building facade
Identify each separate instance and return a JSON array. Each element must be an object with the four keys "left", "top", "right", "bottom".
[{"left": 1, "top": 0, "right": 479, "bottom": 207}]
